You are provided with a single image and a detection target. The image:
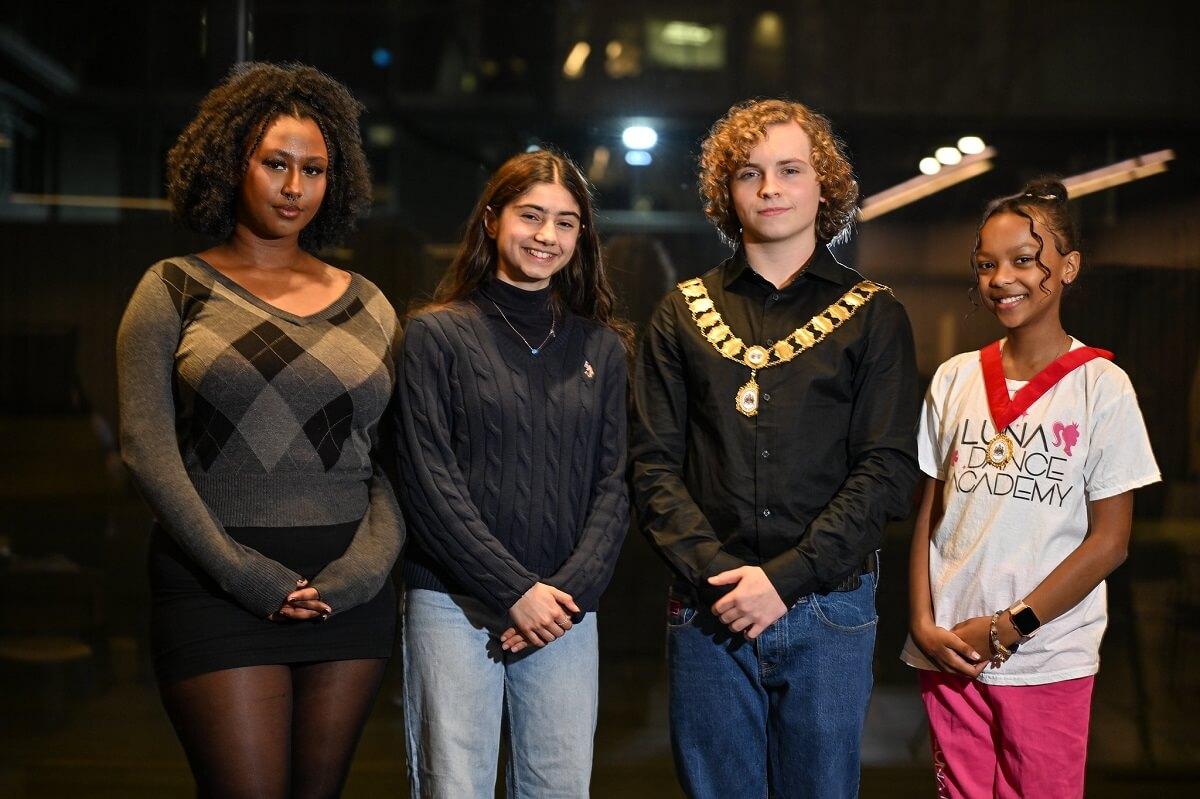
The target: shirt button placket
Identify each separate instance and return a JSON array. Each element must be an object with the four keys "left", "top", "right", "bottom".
[{"left": 752, "top": 379, "right": 768, "bottom": 552}]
